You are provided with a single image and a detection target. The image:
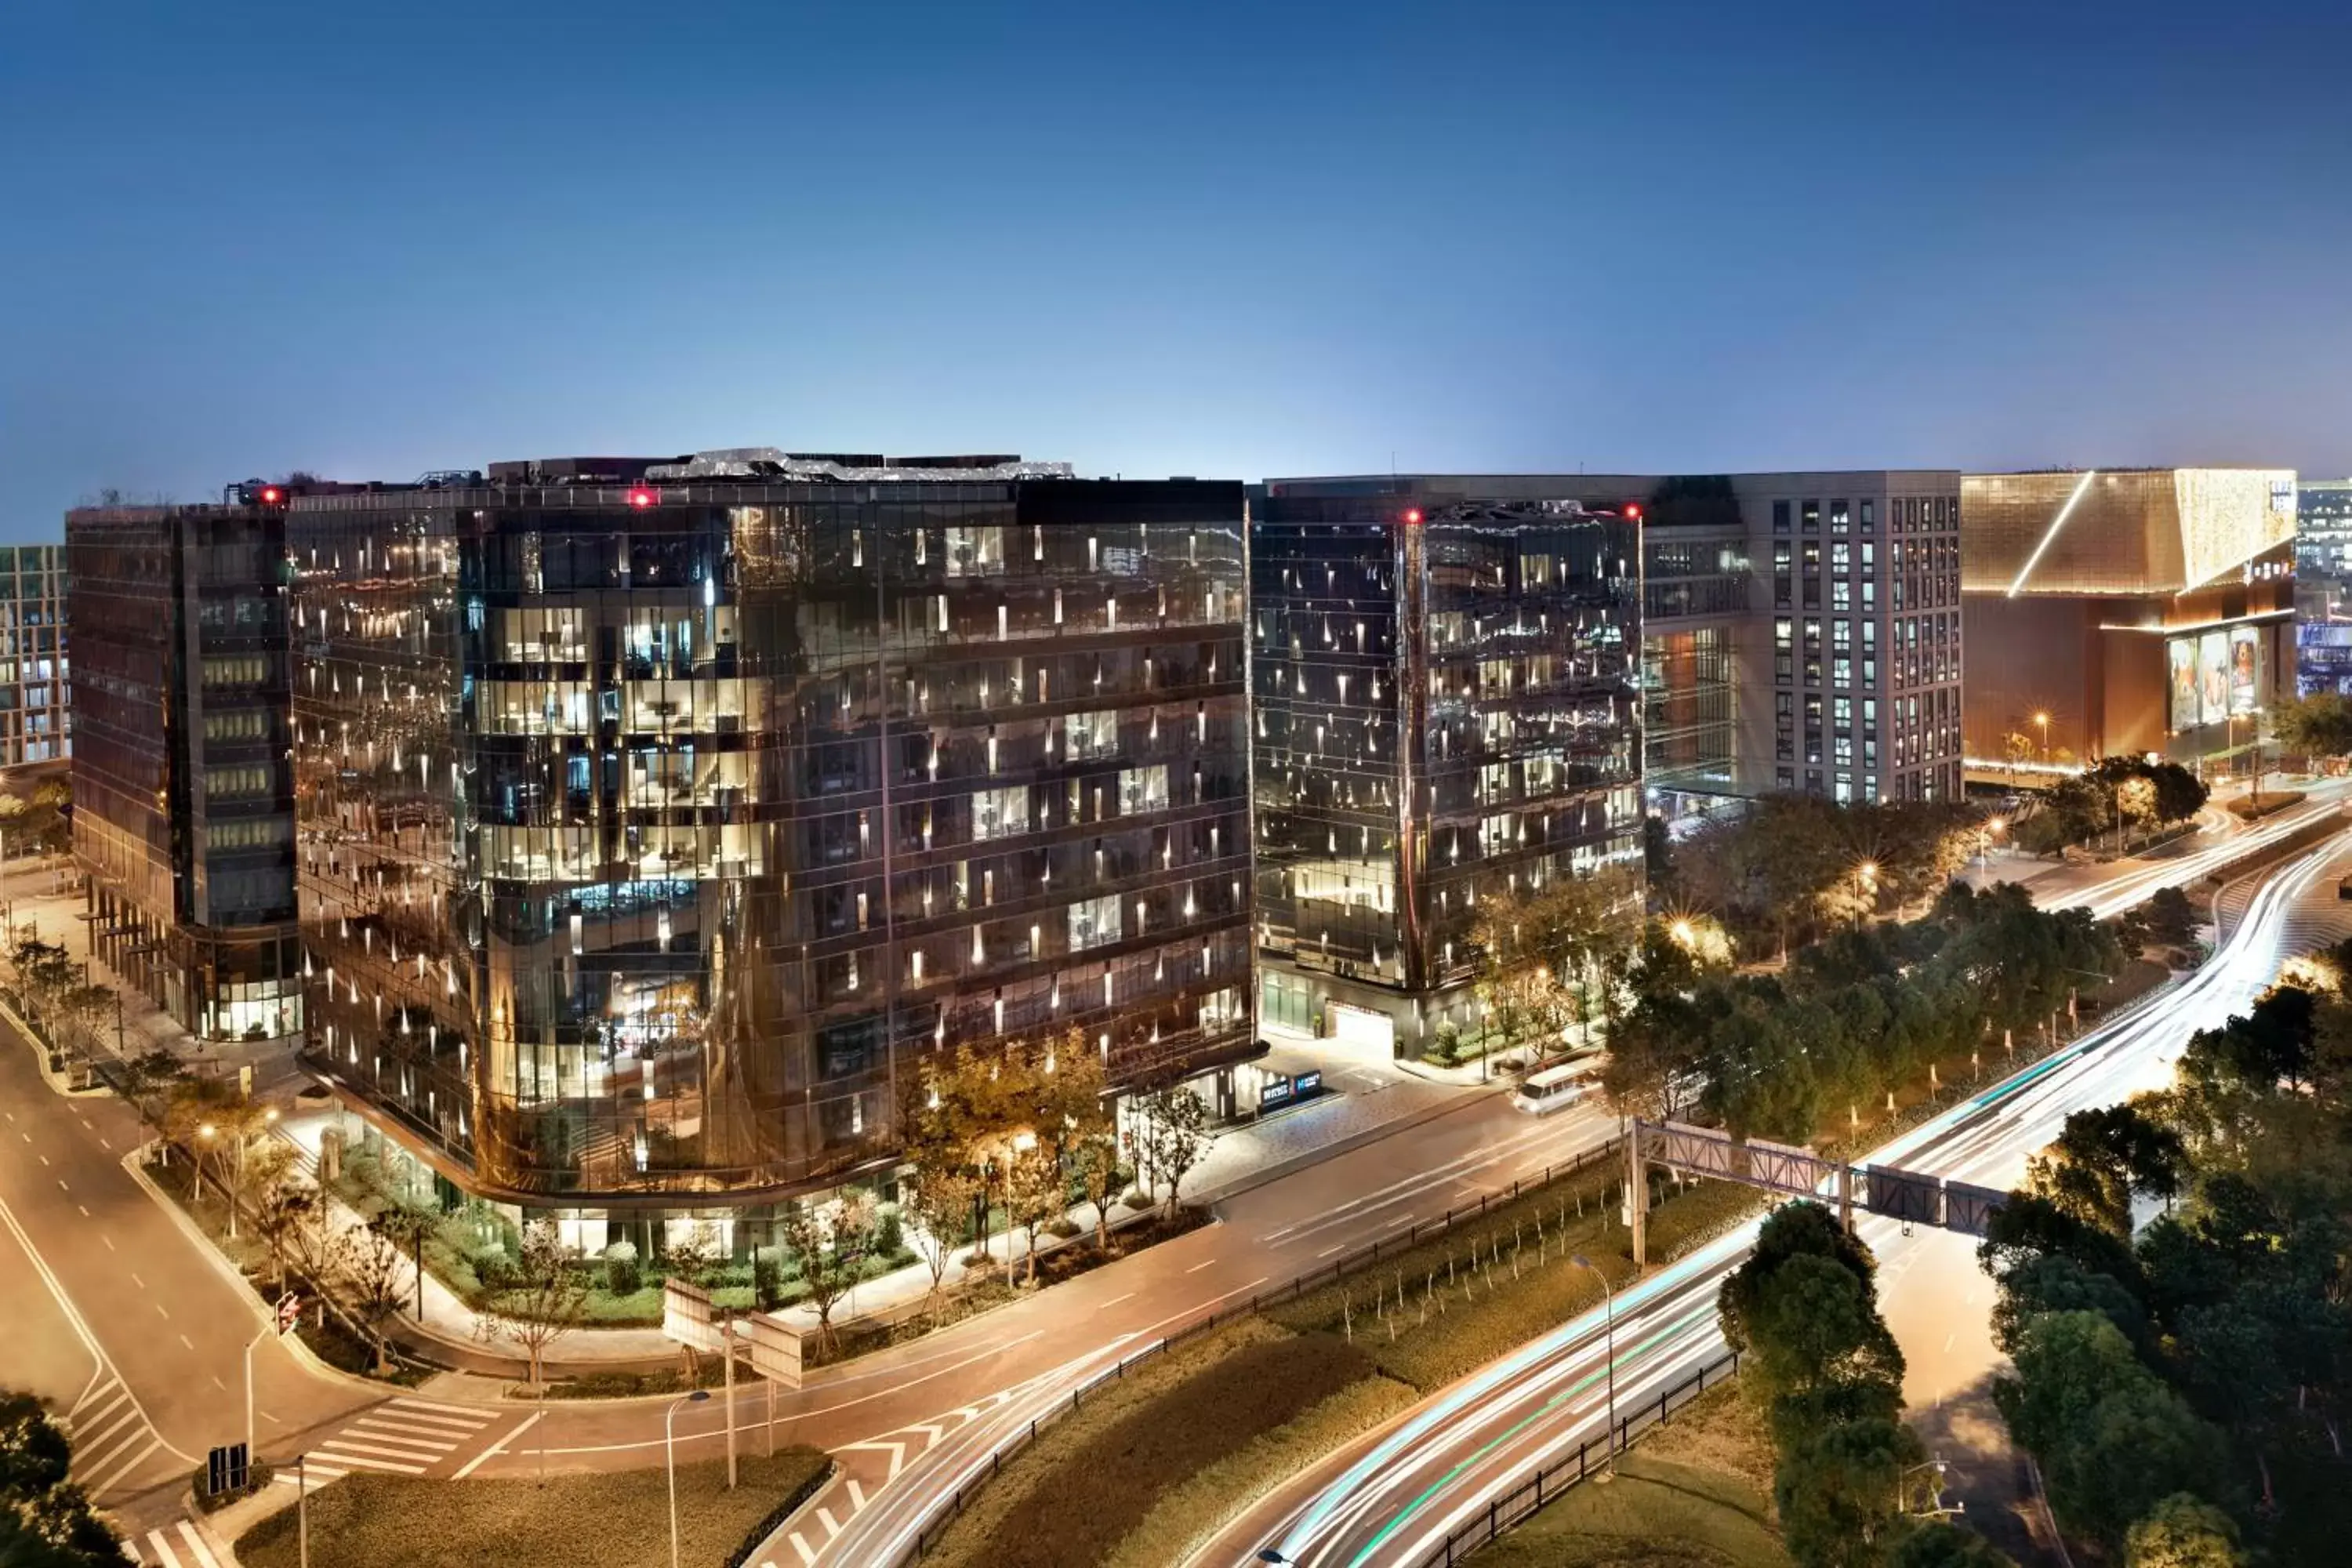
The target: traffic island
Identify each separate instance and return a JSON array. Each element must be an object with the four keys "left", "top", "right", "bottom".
[{"left": 233, "top": 1446, "right": 831, "bottom": 1568}]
